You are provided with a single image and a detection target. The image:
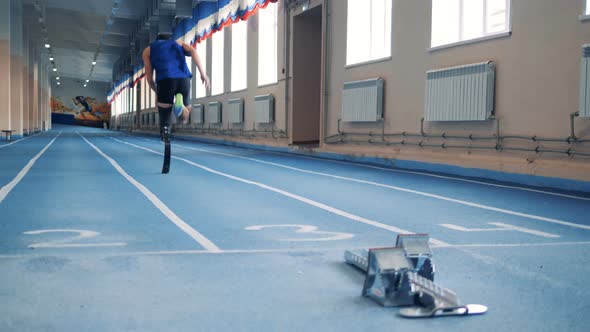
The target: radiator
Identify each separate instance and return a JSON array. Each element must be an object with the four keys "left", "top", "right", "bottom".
[
  {"left": 208, "top": 101, "right": 222, "bottom": 124},
  {"left": 228, "top": 98, "right": 244, "bottom": 124},
  {"left": 580, "top": 44, "right": 590, "bottom": 118},
  {"left": 425, "top": 61, "right": 495, "bottom": 121},
  {"left": 255, "top": 94, "right": 274, "bottom": 123},
  {"left": 341, "top": 78, "right": 384, "bottom": 122},
  {"left": 192, "top": 104, "right": 204, "bottom": 124}
]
